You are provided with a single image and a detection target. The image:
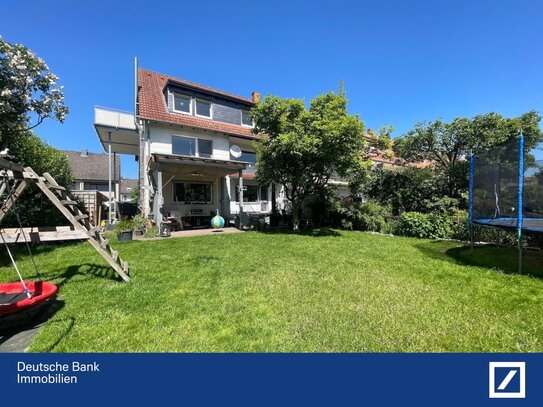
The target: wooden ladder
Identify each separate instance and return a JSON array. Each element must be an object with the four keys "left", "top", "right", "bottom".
[{"left": 25, "top": 167, "right": 131, "bottom": 282}]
